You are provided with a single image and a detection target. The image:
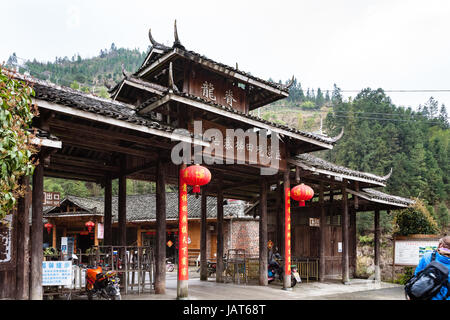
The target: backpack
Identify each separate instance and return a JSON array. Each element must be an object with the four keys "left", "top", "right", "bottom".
[{"left": 404, "top": 251, "right": 450, "bottom": 300}]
